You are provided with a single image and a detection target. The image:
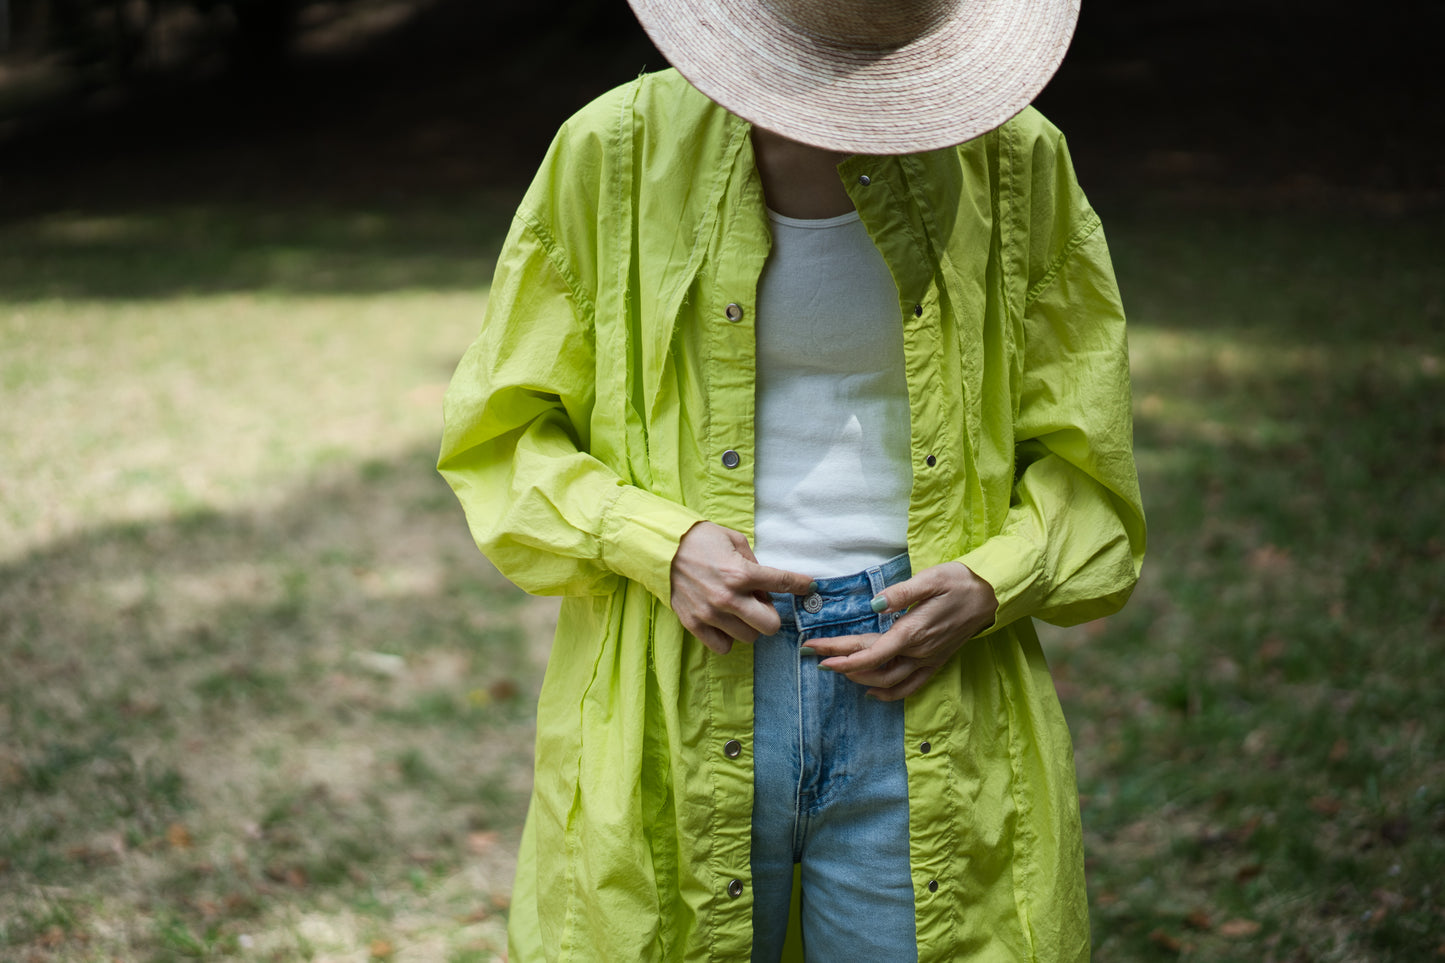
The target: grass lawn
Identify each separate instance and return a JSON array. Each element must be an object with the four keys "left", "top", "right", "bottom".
[{"left": 2, "top": 196, "right": 1442, "bottom": 961}]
